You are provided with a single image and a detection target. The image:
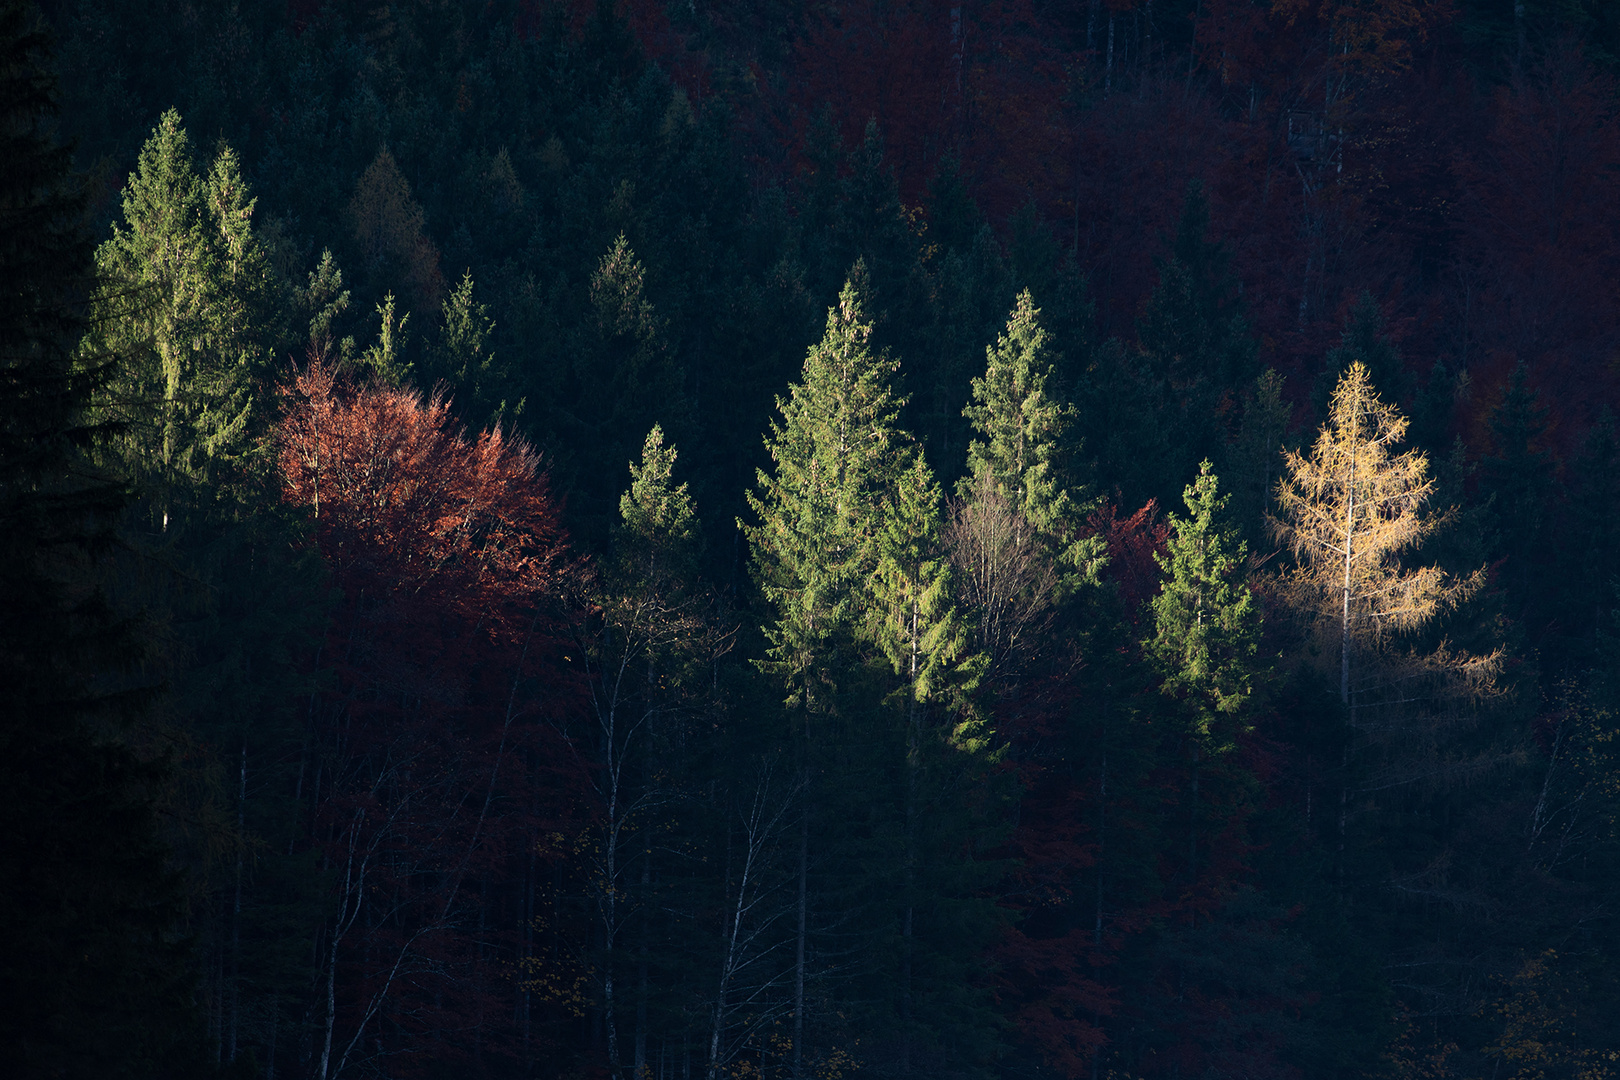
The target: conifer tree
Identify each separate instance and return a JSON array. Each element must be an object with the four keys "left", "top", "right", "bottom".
[
  {"left": 293, "top": 248, "right": 353, "bottom": 362},
  {"left": 1223, "top": 368, "right": 1293, "bottom": 546},
  {"left": 359, "top": 291, "right": 410, "bottom": 385},
  {"left": 1271, "top": 360, "right": 1500, "bottom": 888},
  {"left": 1480, "top": 362, "right": 1554, "bottom": 616},
  {"left": 427, "top": 269, "right": 520, "bottom": 428},
  {"left": 1138, "top": 180, "right": 1256, "bottom": 396},
  {"left": 964, "top": 290, "right": 1104, "bottom": 572},
  {"left": 617, "top": 423, "right": 700, "bottom": 592},
  {"left": 0, "top": 4, "right": 200, "bottom": 1071},
  {"left": 1146, "top": 461, "right": 1261, "bottom": 886},
  {"left": 91, "top": 110, "right": 326, "bottom": 1069},
  {"left": 963, "top": 290, "right": 1081, "bottom": 539},
  {"left": 1314, "top": 292, "right": 1409, "bottom": 417},
  {"left": 952, "top": 290, "right": 1103, "bottom": 685},
  {"left": 745, "top": 276, "right": 999, "bottom": 1074},
  {"left": 1271, "top": 362, "right": 1490, "bottom": 711},
  {"left": 1130, "top": 182, "right": 1257, "bottom": 508},
  {"left": 589, "top": 425, "right": 715, "bottom": 1080},
  {"left": 1147, "top": 461, "right": 1261, "bottom": 734},
  {"left": 745, "top": 274, "right": 923, "bottom": 705},
  {"left": 347, "top": 145, "right": 444, "bottom": 308},
  {"left": 871, "top": 452, "right": 969, "bottom": 711},
  {"left": 94, "top": 109, "right": 280, "bottom": 499}
]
